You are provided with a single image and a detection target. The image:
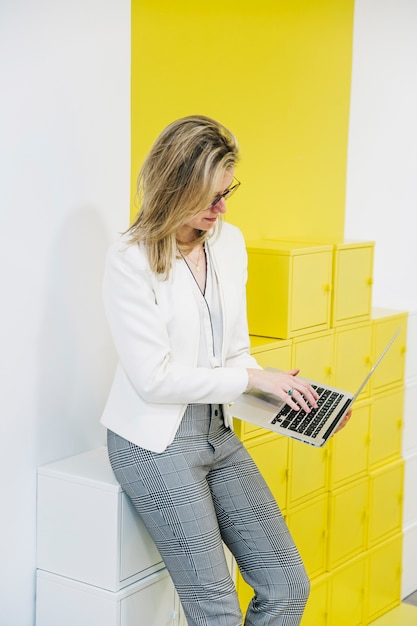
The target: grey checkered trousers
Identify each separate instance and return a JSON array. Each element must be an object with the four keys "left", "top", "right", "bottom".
[{"left": 107, "top": 404, "right": 310, "bottom": 626}]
